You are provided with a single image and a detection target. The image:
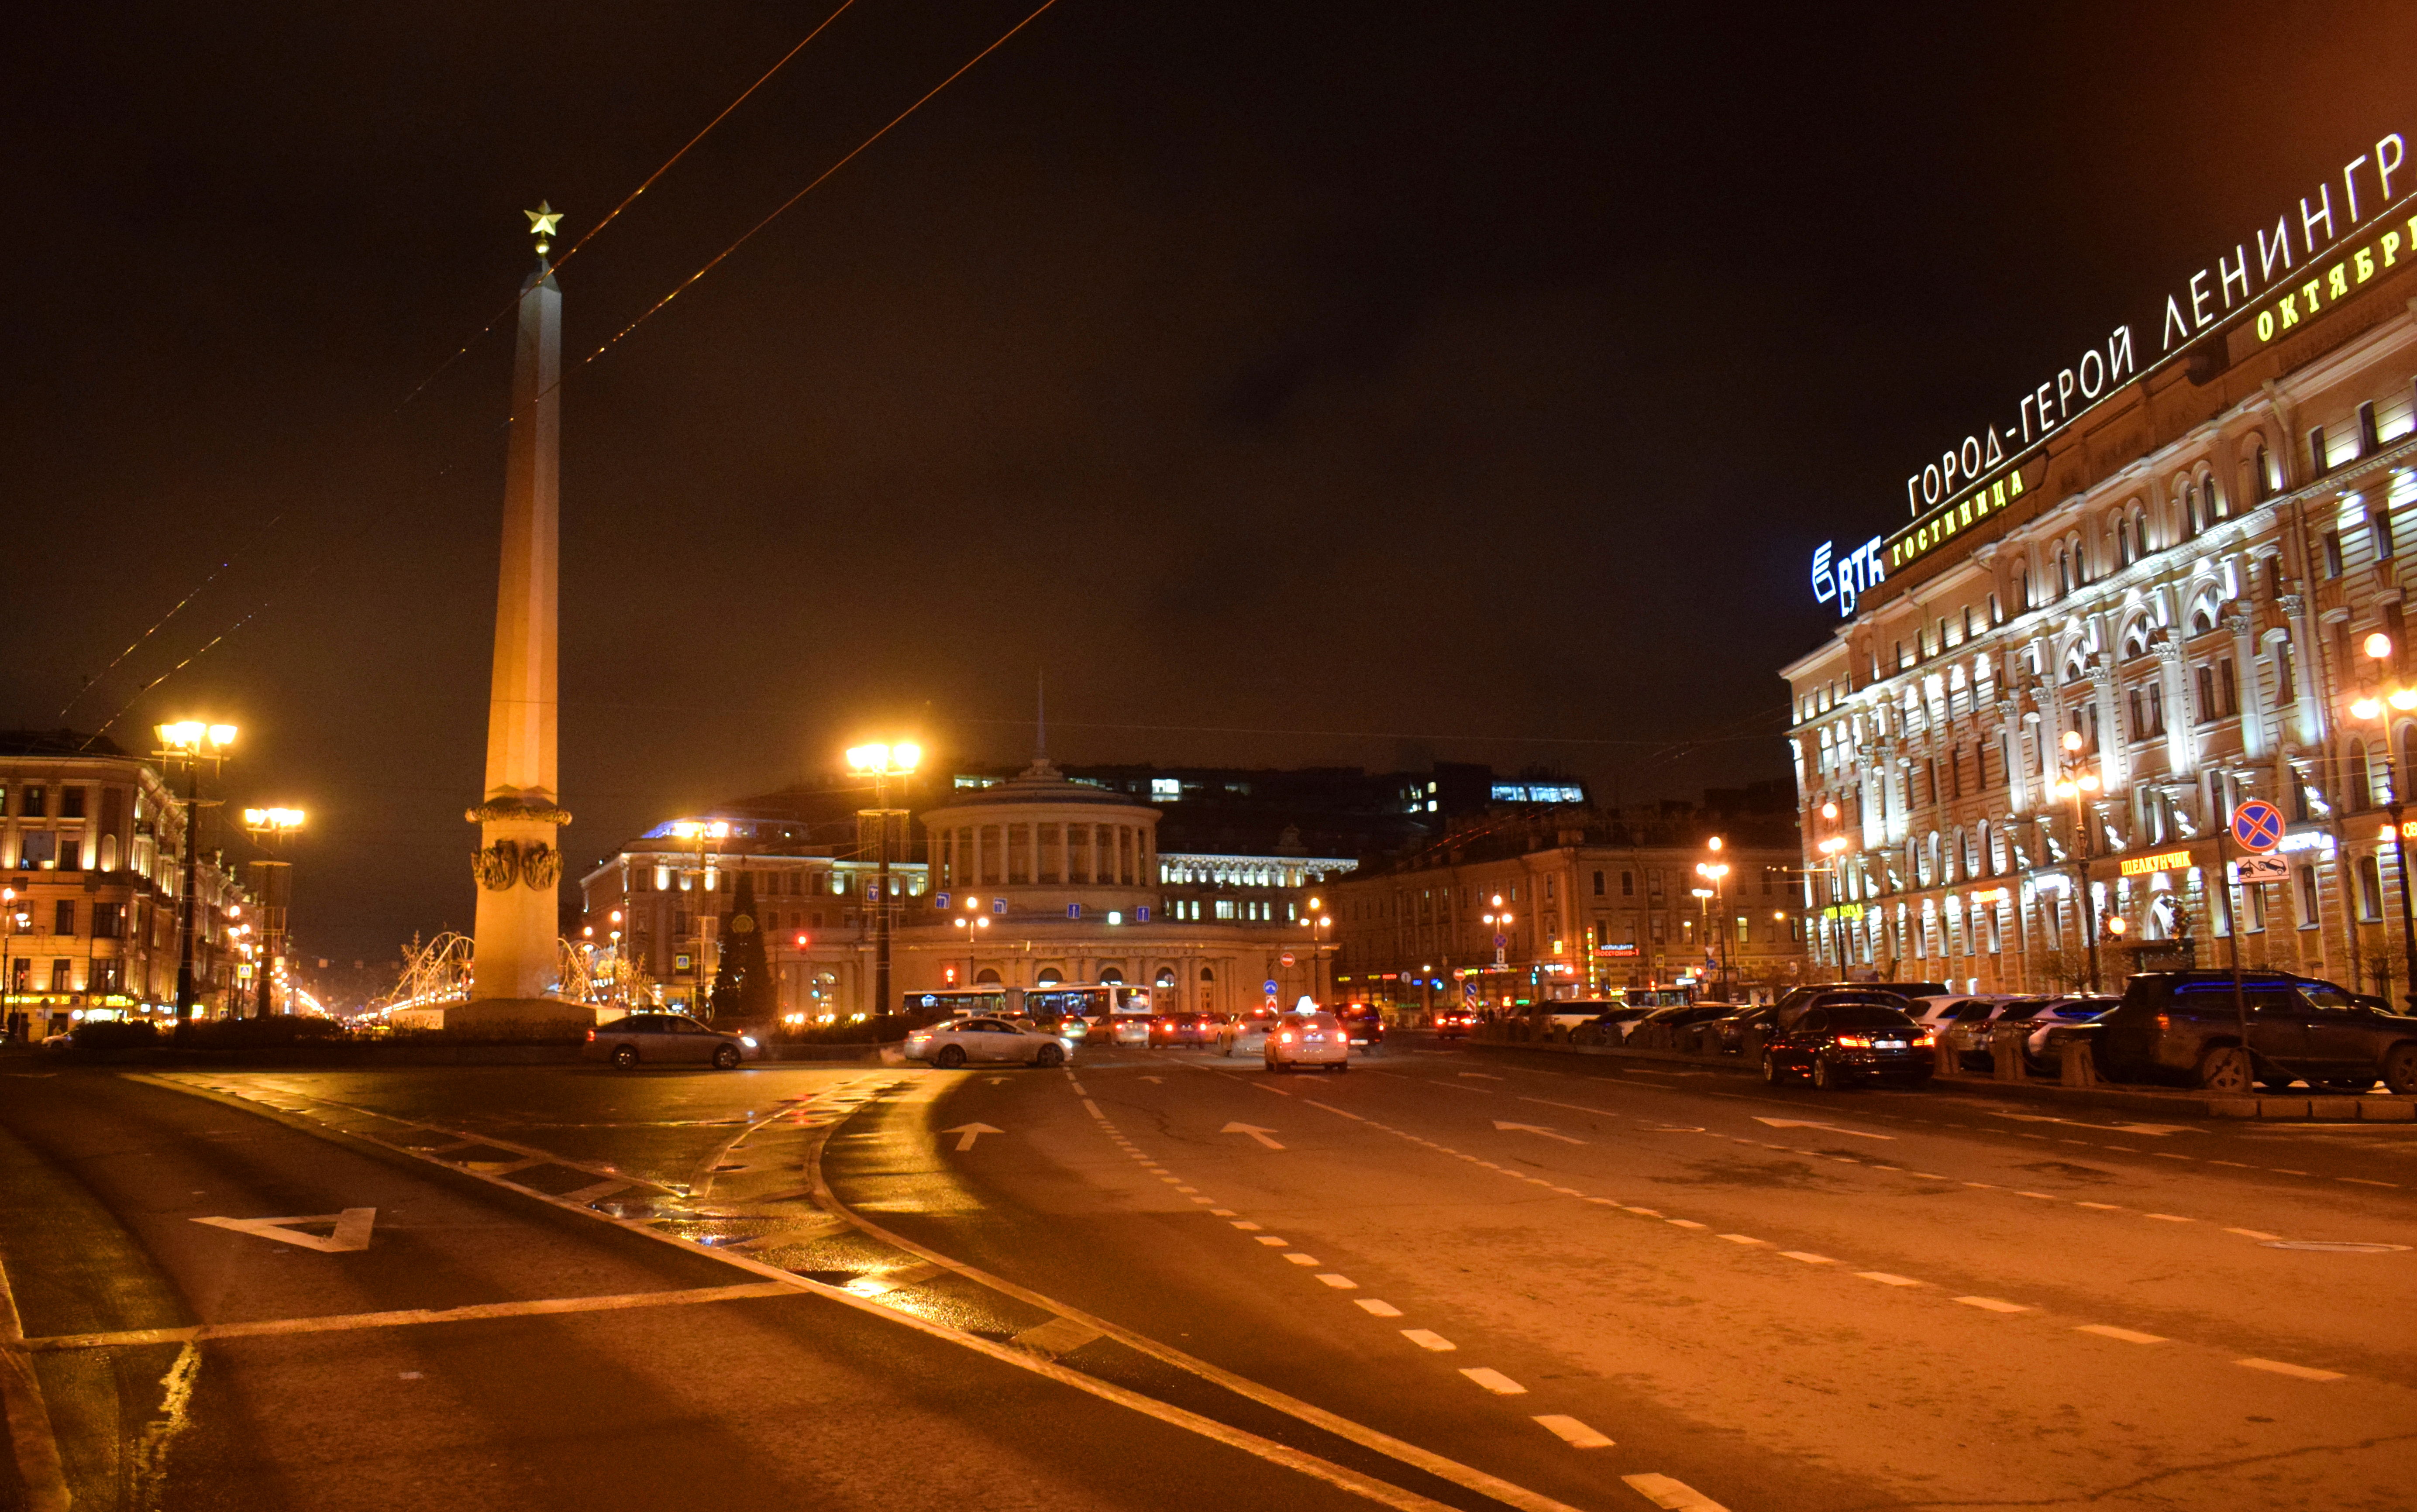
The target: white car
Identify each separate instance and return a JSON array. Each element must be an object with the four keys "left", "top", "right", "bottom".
[
  {"left": 1108, "top": 1013, "right": 1153, "bottom": 1047},
  {"left": 1266, "top": 1011, "right": 1350, "bottom": 1072},
  {"left": 906, "top": 1016, "right": 1078, "bottom": 1069}
]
